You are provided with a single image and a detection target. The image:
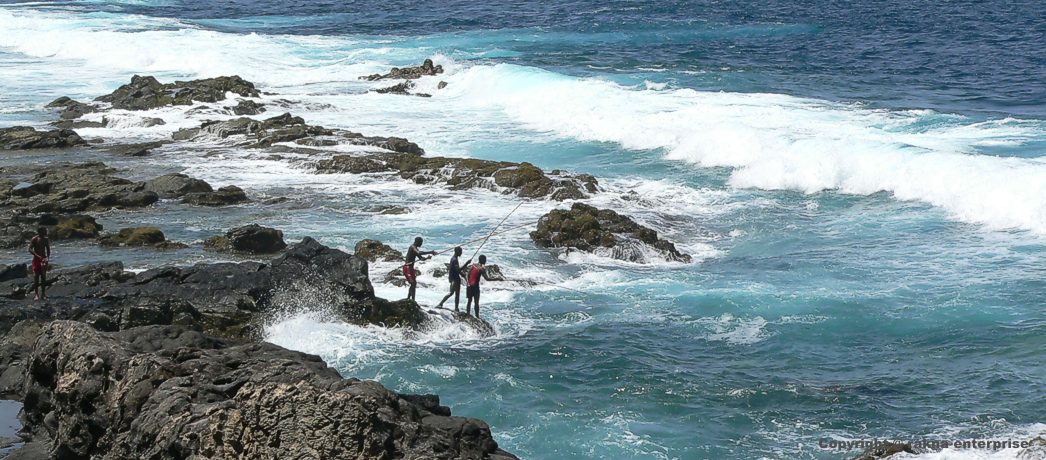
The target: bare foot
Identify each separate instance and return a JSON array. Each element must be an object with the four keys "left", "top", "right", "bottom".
[{"left": 33, "top": 295, "right": 39, "bottom": 301}]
